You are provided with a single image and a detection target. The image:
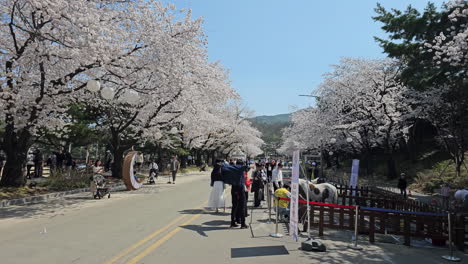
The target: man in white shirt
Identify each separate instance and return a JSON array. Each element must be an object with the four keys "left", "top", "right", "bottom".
[{"left": 272, "top": 163, "right": 284, "bottom": 191}]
